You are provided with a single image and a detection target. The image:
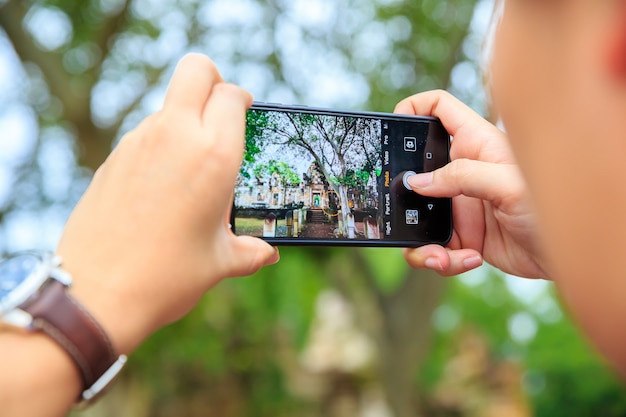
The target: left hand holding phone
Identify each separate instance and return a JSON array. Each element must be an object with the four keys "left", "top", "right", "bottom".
[{"left": 57, "top": 54, "right": 280, "bottom": 357}]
